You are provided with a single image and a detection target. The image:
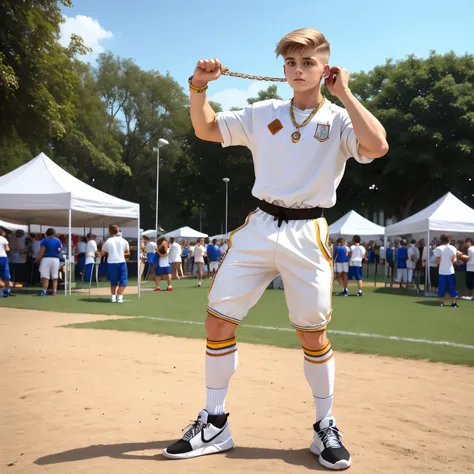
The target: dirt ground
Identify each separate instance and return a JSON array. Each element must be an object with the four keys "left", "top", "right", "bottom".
[{"left": 1, "top": 308, "right": 473, "bottom": 474}]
